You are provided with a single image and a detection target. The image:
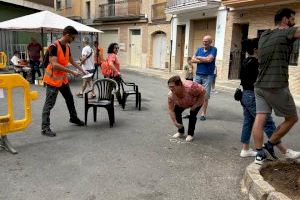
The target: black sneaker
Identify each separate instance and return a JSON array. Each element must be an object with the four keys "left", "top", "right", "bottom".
[
  {"left": 69, "top": 117, "right": 84, "bottom": 126},
  {"left": 254, "top": 151, "right": 267, "bottom": 165},
  {"left": 41, "top": 128, "right": 56, "bottom": 137},
  {"left": 200, "top": 116, "right": 206, "bottom": 121},
  {"left": 263, "top": 142, "right": 278, "bottom": 160}
]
